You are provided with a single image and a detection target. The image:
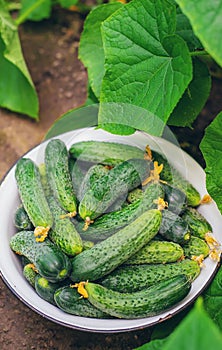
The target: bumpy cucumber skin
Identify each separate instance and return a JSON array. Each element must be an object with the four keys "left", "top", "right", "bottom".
[
  {"left": 77, "top": 182, "right": 164, "bottom": 242},
  {"left": 69, "top": 141, "right": 145, "bottom": 165},
  {"left": 183, "top": 236, "right": 210, "bottom": 258},
  {"left": 45, "top": 139, "right": 77, "bottom": 213},
  {"left": 35, "top": 275, "right": 62, "bottom": 305},
  {"left": 159, "top": 210, "right": 191, "bottom": 245},
  {"left": 15, "top": 158, "right": 53, "bottom": 228},
  {"left": 99, "top": 259, "right": 200, "bottom": 293},
  {"left": 125, "top": 240, "right": 184, "bottom": 265},
  {"left": 54, "top": 286, "right": 109, "bottom": 318},
  {"left": 47, "top": 196, "right": 83, "bottom": 256},
  {"left": 78, "top": 164, "right": 109, "bottom": 201},
  {"left": 181, "top": 207, "right": 212, "bottom": 239},
  {"left": 14, "top": 205, "right": 33, "bottom": 230},
  {"left": 23, "top": 264, "right": 37, "bottom": 287},
  {"left": 10, "top": 230, "right": 71, "bottom": 283},
  {"left": 162, "top": 183, "right": 187, "bottom": 215},
  {"left": 70, "top": 209, "right": 162, "bottom": 282},
  {"left": 152, "top": 150, "right": 201, "bottom": 207},
  {"left": 85, "top": 275, "right": 191, "bottom": 319},
  {"left": 78, "top": 158, "right": 151, "bottom": 221},
  {"left": 127, "top": 188, "right": 143, "bottom": 203}
]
